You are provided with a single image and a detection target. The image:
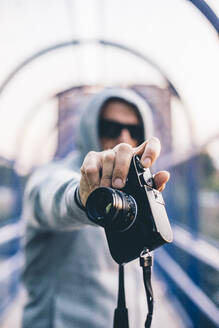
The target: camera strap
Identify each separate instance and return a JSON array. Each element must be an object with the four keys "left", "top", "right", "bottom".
[
  {"left": 140, "top": 249, "right": 154, "bottom": 328},
  {"left": 113, "top": 250, "right": 153, "bottom": 328},
  {"left": 113, "top": 264, "right": 129, "bottom": 328}
]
